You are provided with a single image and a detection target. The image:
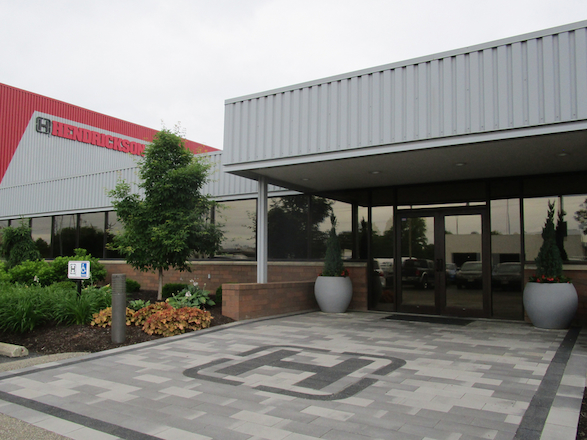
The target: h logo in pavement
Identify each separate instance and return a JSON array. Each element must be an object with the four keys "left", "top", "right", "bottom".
[{"left": 184, "top": 345, "right": 405, "bottom": 400}]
